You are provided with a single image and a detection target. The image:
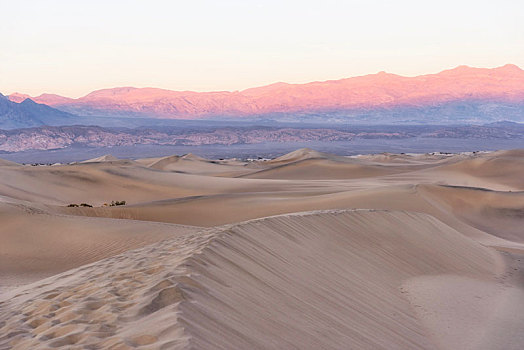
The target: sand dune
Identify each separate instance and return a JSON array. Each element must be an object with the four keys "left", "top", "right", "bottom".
[
  {"left": 267, "top": 147, "right": 339, "bottom": 163},
  {"left": 33, "top": 151, "right": 522, "bottom": 248},
  {"left": 434, "top": 149, "right": 524, "bottom": 190},
  {"left": 63, "top": 182, "right": 520, "bottom": 248},
  {"left": 1, "top": 210, "right": 515, "bottom": 350},
  {"left": 355, "top": 151, "right": 465, "bottom": 165},
  {"left": 81, "top": 154, "right": 120, "bottom": 163},
  {"left": 180, "top": 153, "right": 207, "bottom": 162},
  {"left": 0, "top": 149, "right": 523, "bottom": 349},
  {"left": 0, "top": 161, "right": 279, "bottom": 205},
  {"left": 146, "top": 153, "right": 252, "bottom": 176},
  {"left": 242, "top": 157, "right": 402, "bottom": 179},
  {"left": 418, "top": 184, "right": 524, "bottom": 242},
  {"left": 0, "top": 158, "right": 20, "bottom": 167},
  {"left": 0, "top": 201, "right": 198, "bottom": 291},
  {"left": 243, "top": 148, "right": 451, "bottom": 180},
  {"left": 243, "top": 148, "right": 407, "bottom": 180},
  {"left": 356, "top": 152, "right": 417, "bottom": 163},
  {"left": 145, "top": 154, "right": 181, "bottom": 169}
]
